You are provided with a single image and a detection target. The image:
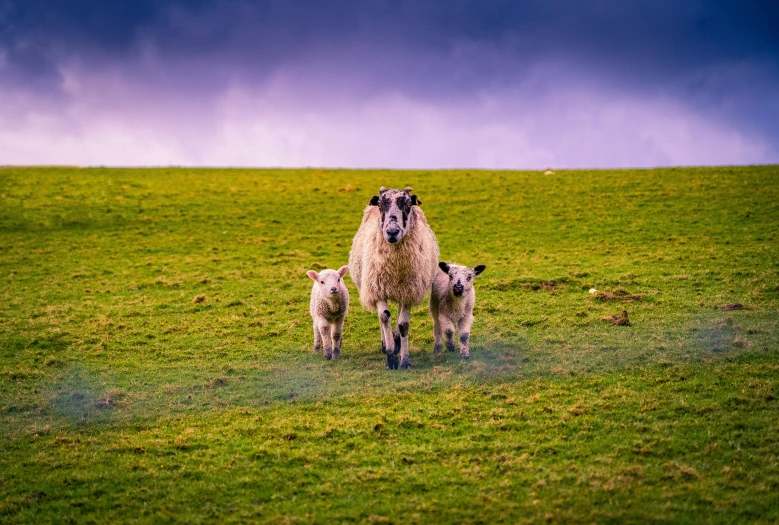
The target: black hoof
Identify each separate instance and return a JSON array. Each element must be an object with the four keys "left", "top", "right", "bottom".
[
  {"left": 446, "top": 342, "right": 456, "bottom": 353},
  {"left": 325, "top": 353, "right": 332, "bottom": 360},
  {"left": 433, "top": 344, "right": 442, "bottom": 354},
  {"left": 400, "top": 359, "right": 411, "bottom": 370},
  {"left": 333, "top": 349, "right": 341, "bottom": 359},
  {"left": 386, "top": 353, "right": 399, "bottom": 370}
]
